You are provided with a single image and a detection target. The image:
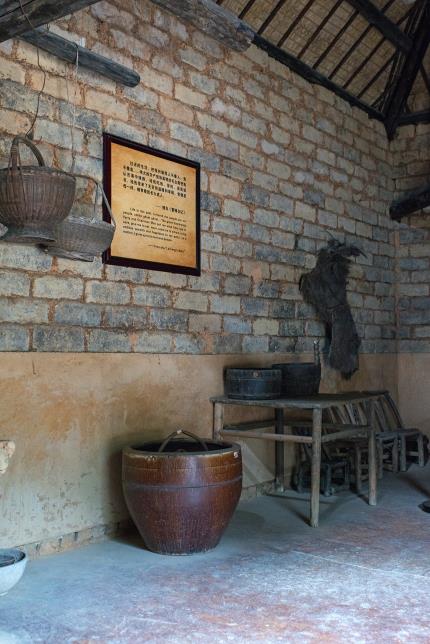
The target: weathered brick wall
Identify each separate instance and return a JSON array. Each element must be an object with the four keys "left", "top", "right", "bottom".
[
  {"left": 0, "top": 0, "right": 396, "bottom": 354},
  {"left": 392, "top": 122, "right": 430, "bottom": 352}
]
